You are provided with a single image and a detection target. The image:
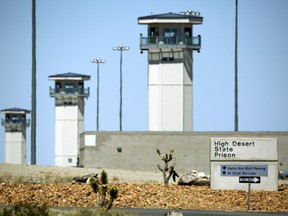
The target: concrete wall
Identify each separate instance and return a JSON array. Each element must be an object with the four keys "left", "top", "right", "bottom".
[
  {"left": 79, "top": 131, "right": 288, "bottom": 174},
  {"left": 5, "top": 131, "right": 26, "bottom": 164},
  {"left": 148, "top": 50, "right": 192, "bottom": 131},
  {"left": 54, "top": 99, "right": 84, "bottom": 167}
]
